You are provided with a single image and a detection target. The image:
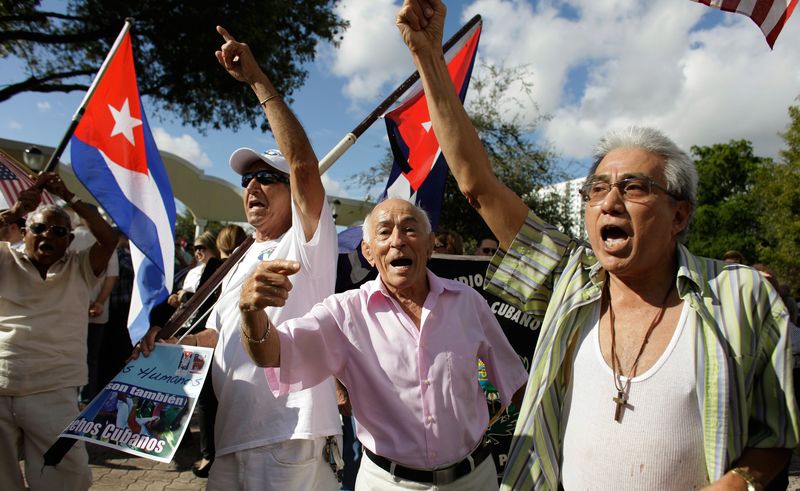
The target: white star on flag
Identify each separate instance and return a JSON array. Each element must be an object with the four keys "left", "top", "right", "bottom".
[
  {"left": 421, "top": 121, "right": 432, "bottom": 132},
  {"left": 108, "top": 98, "right": 142, "bottom": 145}
]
